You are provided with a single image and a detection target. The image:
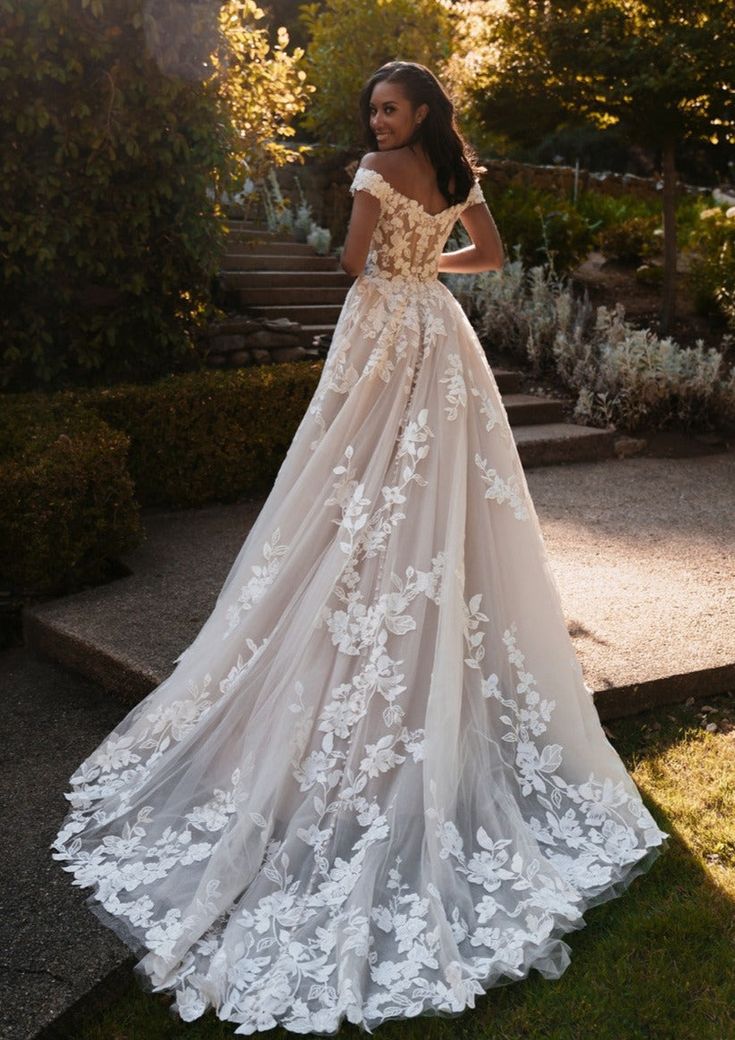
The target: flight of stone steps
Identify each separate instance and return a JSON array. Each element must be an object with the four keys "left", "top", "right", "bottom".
[{"left": 220, "top": 218, "right": 617, "bottom": 467}]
